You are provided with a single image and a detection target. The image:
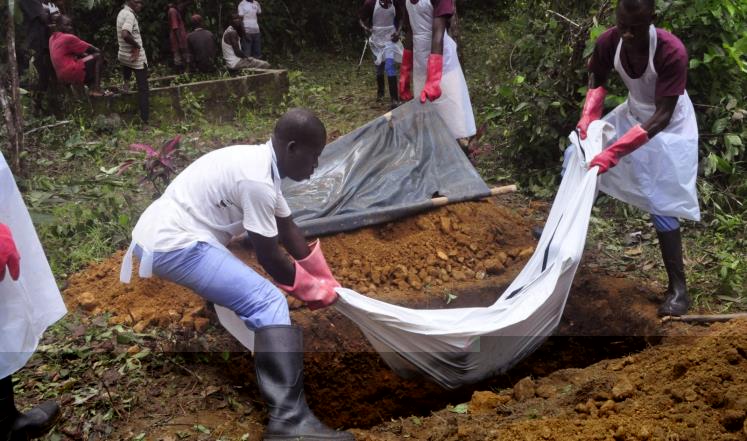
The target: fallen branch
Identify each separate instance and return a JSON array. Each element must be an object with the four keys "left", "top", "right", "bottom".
[
  {"left": 24, "top": 120, "right": 72, "bottom": 136},
  {"left": 547, "top": 9, "right": 580, "bottom": 28},
  {"left": 662, "top": 313, "right": 747, "bottom": 324}
]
